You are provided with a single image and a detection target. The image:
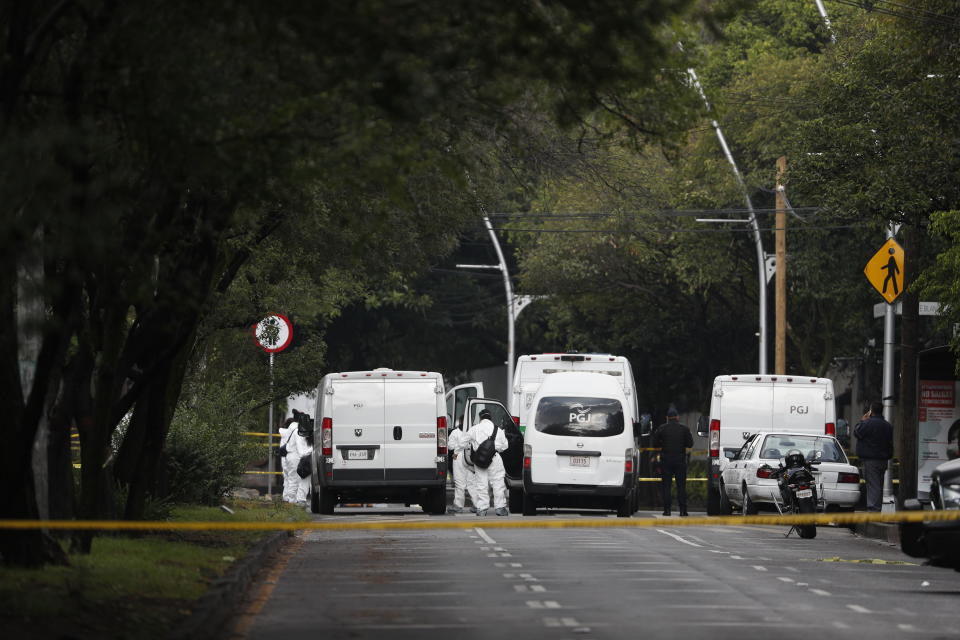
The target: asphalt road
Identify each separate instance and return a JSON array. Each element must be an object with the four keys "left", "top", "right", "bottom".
[{"left": 233, "top": 508, "right": 960, "bottom": 640}]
